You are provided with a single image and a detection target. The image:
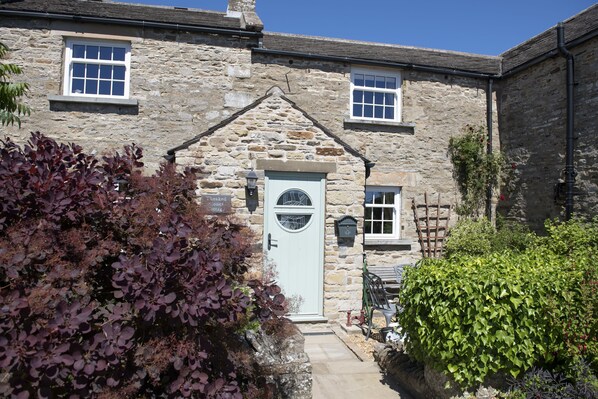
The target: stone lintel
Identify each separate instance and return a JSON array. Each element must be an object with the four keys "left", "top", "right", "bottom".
[
  {"left": 367, "top": 170, "right": 418, "bottom": 187},
  {"left": 256, "top": 159, "right": 337, "bottom": 174}
]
